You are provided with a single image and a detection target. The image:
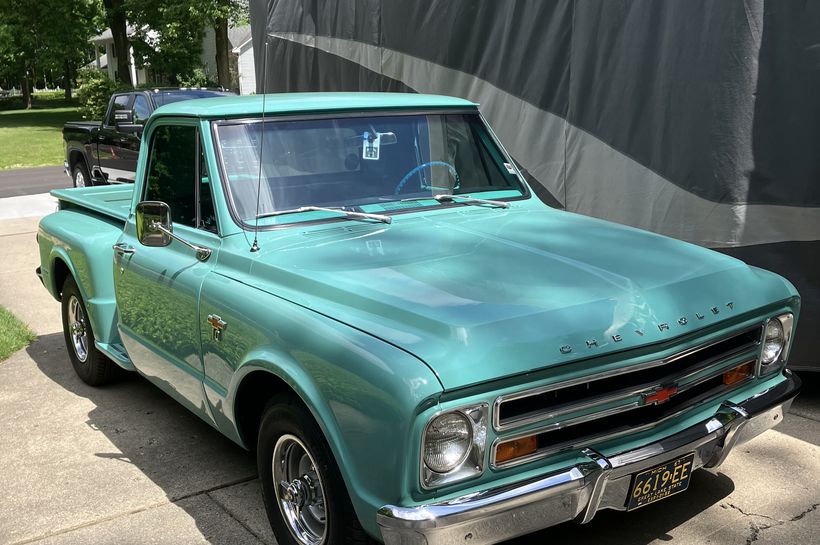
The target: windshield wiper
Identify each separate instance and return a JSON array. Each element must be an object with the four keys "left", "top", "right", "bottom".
[
  {"left": 401, "top": 194, "right": 510, "bottom": 208},
  {"left": 256, "top": 206, "right": 392, "bottom": 224}
]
